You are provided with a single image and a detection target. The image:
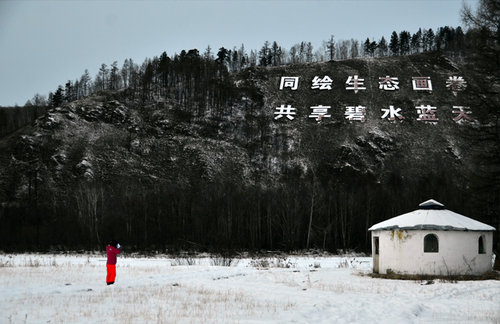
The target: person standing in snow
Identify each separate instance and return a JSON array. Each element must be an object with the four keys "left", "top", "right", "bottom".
[{"left": 106, "top": 239, "right": 121, "bottom": 285}]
